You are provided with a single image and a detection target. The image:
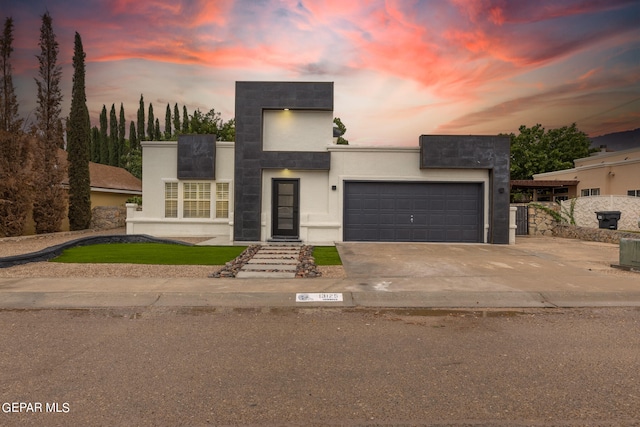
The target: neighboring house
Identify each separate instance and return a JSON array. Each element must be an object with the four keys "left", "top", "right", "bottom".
[
  {"left": 127, "top": 81, "right": 511, "bottom": 244},
  {"left": 70, "top": 162, "right": 143, "bottom": 208},
  {"left": 23, "top": 150, "right": 142, "bottom": 234},
  {"left": 533, "top": 147, "right": 640, "bottom": 198},
  {"left": 532, "top": 147, "right": 640, "bottom": 231}
]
